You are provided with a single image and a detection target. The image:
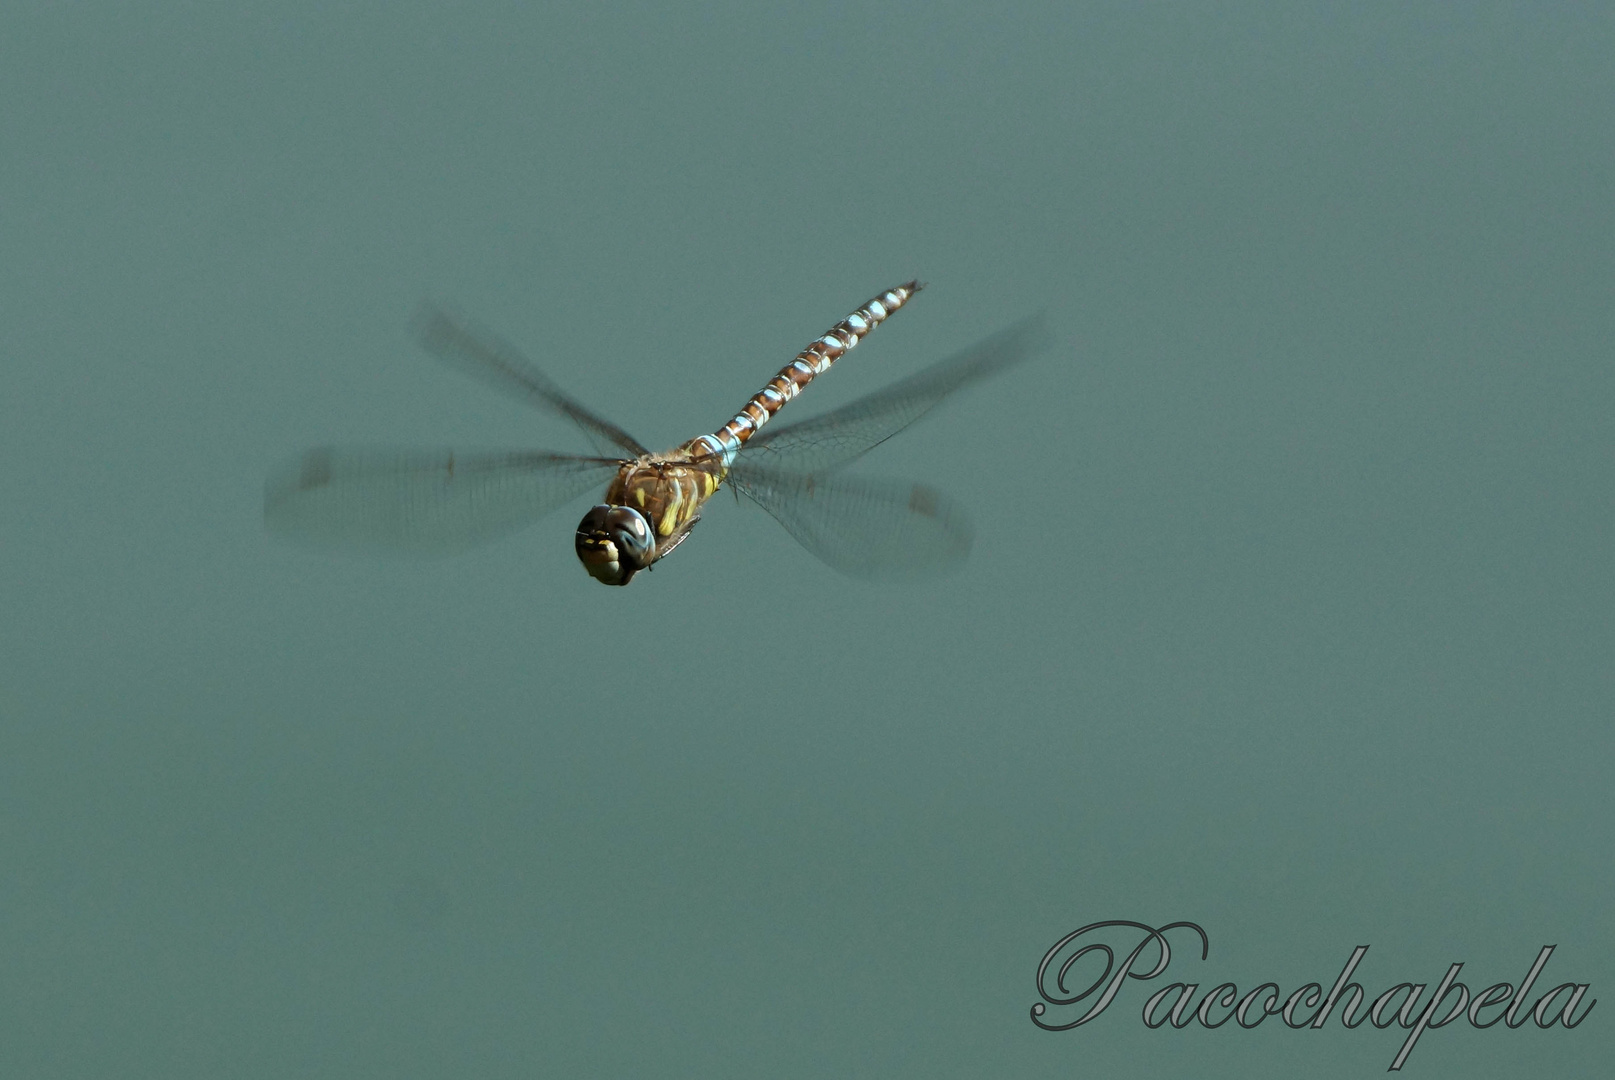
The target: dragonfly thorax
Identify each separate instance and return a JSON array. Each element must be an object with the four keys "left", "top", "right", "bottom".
[{"left": 575, "top": 504, "right": 655, "bottom": 586}]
